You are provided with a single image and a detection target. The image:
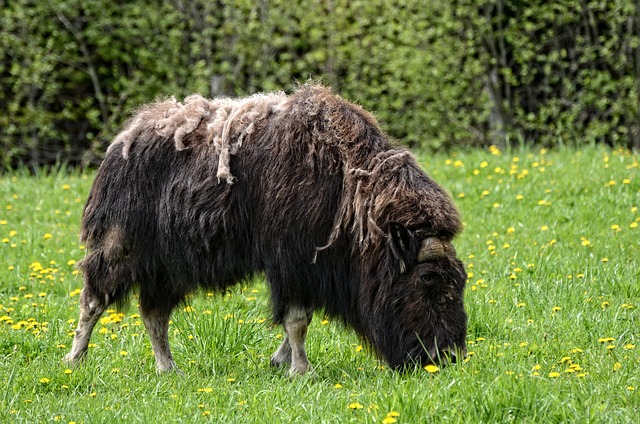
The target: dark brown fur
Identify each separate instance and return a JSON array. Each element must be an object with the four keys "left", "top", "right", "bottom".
[{"left": 66, "top": 84, "right": 467, "bottom": 374}]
